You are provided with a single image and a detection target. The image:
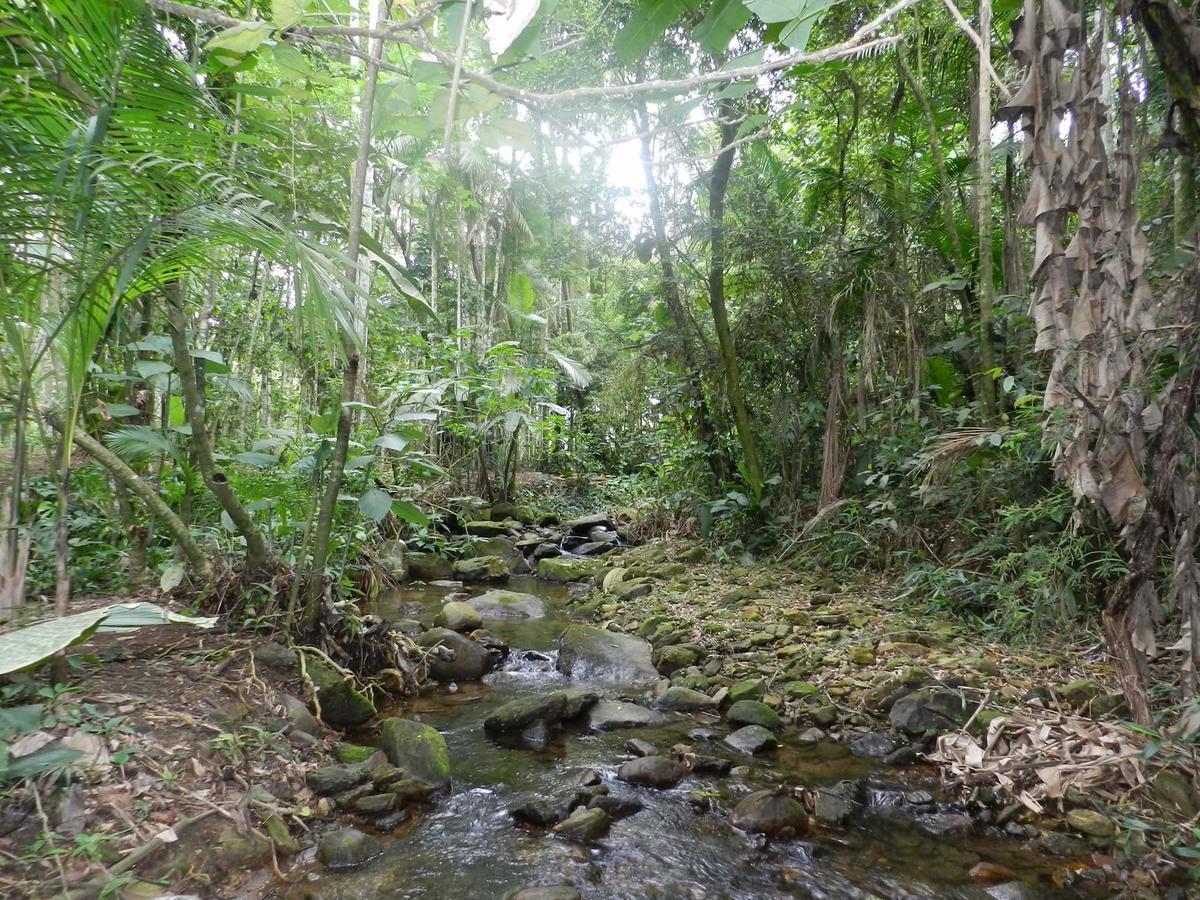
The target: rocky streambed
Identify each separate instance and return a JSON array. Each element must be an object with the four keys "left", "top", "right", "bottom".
[{"left": 276, "top": 564, "right": 1097, "bottom": 899}]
